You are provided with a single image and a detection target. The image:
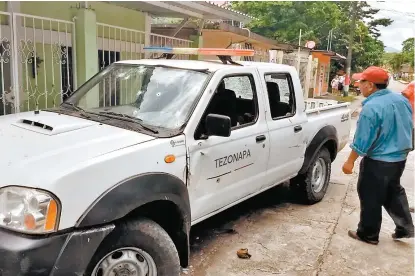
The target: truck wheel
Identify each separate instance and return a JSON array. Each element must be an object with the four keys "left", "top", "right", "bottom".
[
  {"left": 292, "top": 147, "right": 331, "bottom": 204},
  {"left": 87, "top": 218, "right": 180, "bottom": 276}
]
